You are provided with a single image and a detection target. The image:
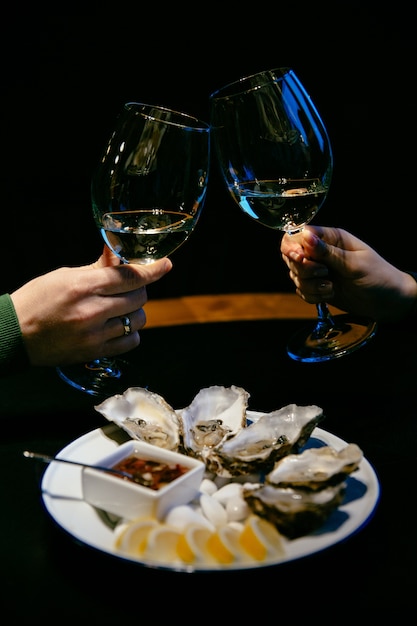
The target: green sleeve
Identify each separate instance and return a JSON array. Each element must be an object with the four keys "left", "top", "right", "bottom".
[{"left": 0, "top": 293, "right": 30, "bottom": 375}]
